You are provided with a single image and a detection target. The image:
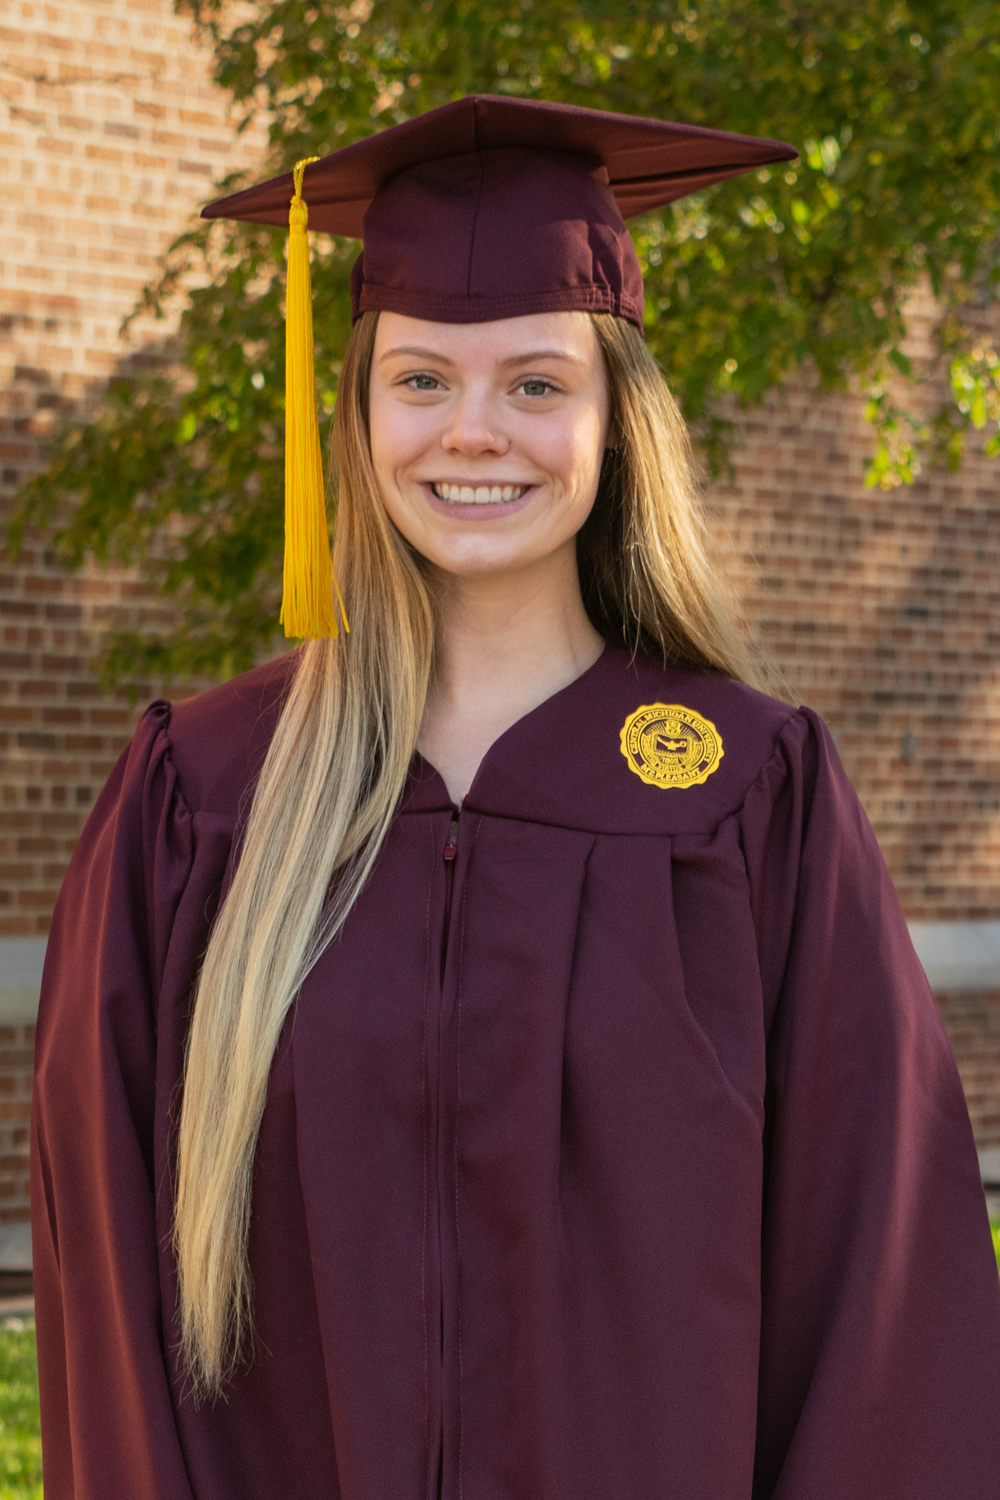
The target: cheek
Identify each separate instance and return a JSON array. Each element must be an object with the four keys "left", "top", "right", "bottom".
[
  {"left": 367, "top": 393, "right": 399, "bottom": 489},
  {"left": 546, "top": 407, "right": 606, "bottom": 506},
  {"left": 367, "top": 396, "right": 439, "bottom": 553},
  {"left": 368, "top": 393, "right": 431, "bottom": 490}
]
